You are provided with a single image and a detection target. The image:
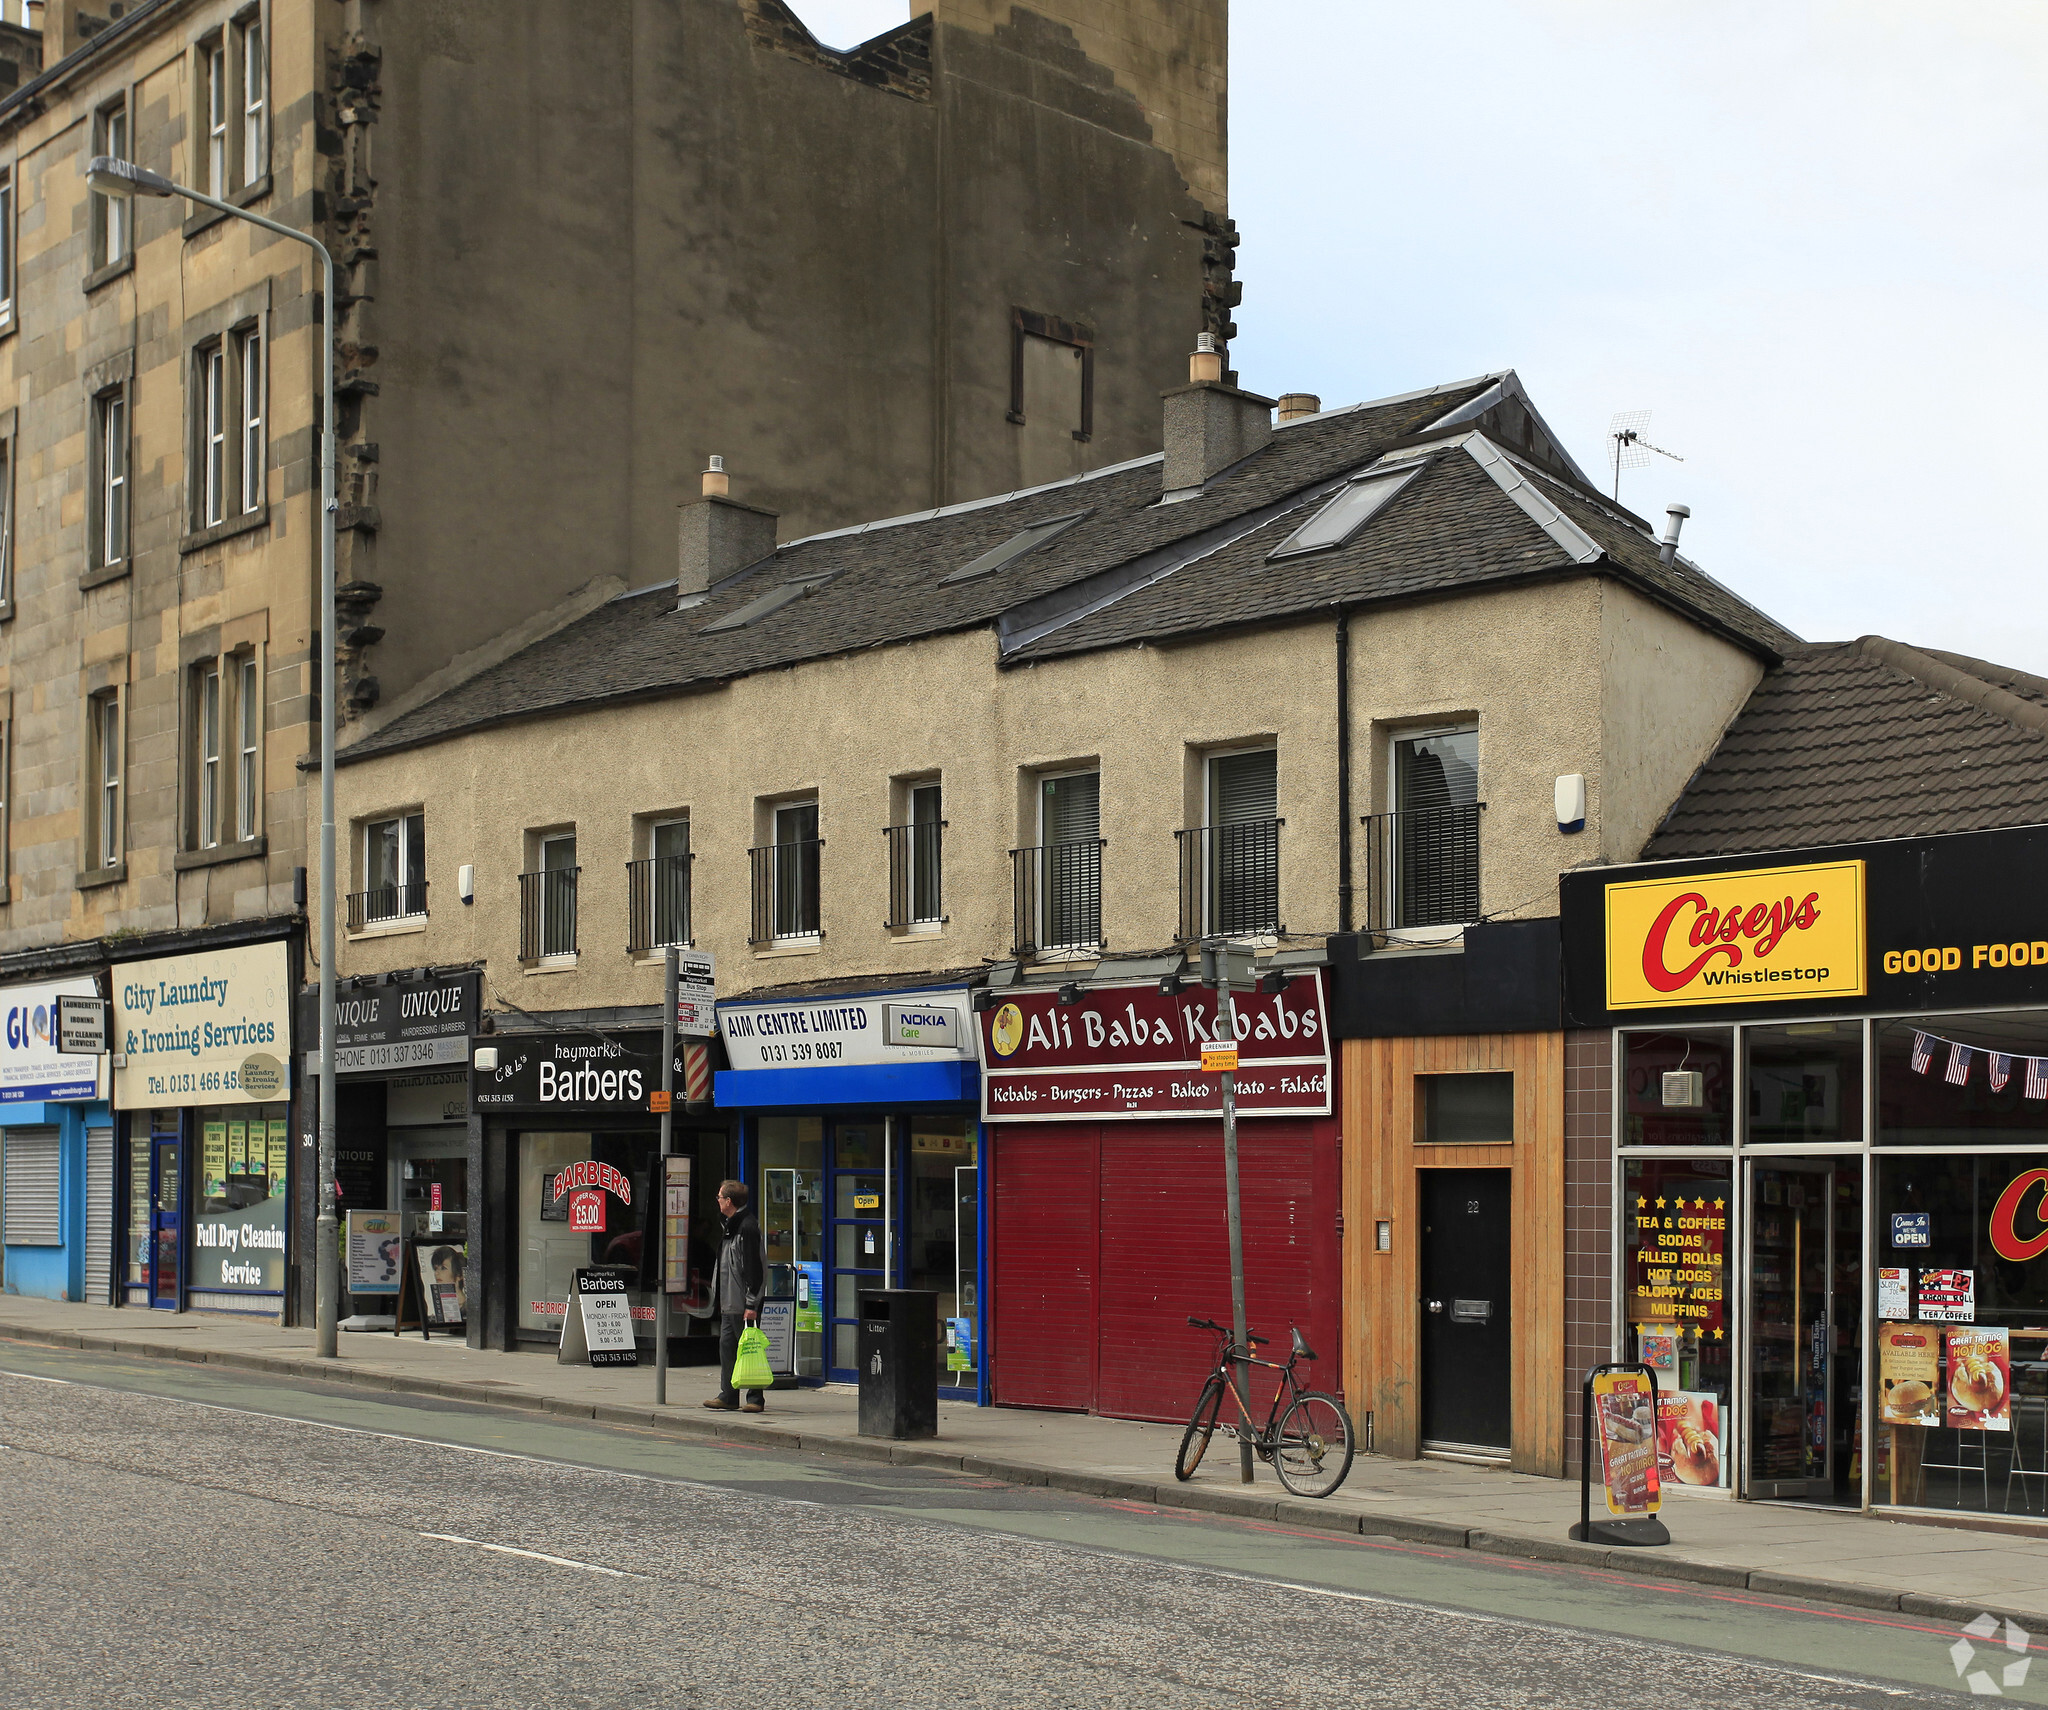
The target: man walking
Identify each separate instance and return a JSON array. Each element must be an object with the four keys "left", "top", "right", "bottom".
[{"left": 703, "top": 1179, "right": 766, "bottom": 1413}]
